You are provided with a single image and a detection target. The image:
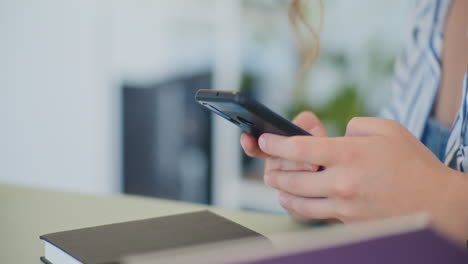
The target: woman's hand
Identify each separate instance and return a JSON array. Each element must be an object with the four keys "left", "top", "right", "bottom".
[
  {"left": 258, "top": 117, "right": 468, "bottom": 243},
  {"left": 240, "top": 111, "right": 328, "bottom": 222}
]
